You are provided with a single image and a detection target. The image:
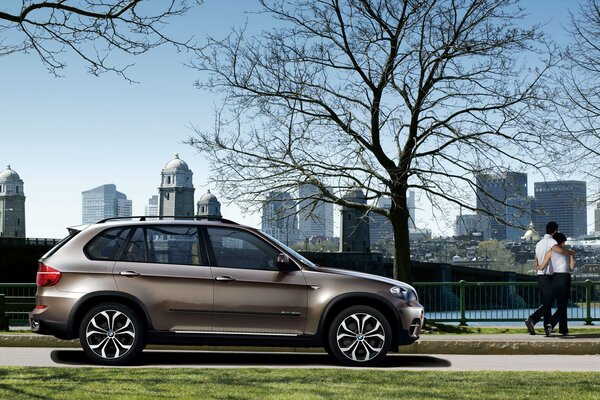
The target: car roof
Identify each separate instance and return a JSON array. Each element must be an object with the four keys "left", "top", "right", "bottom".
[{"left": 70, "top": 216, "right": 250, "bottom": 232}]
